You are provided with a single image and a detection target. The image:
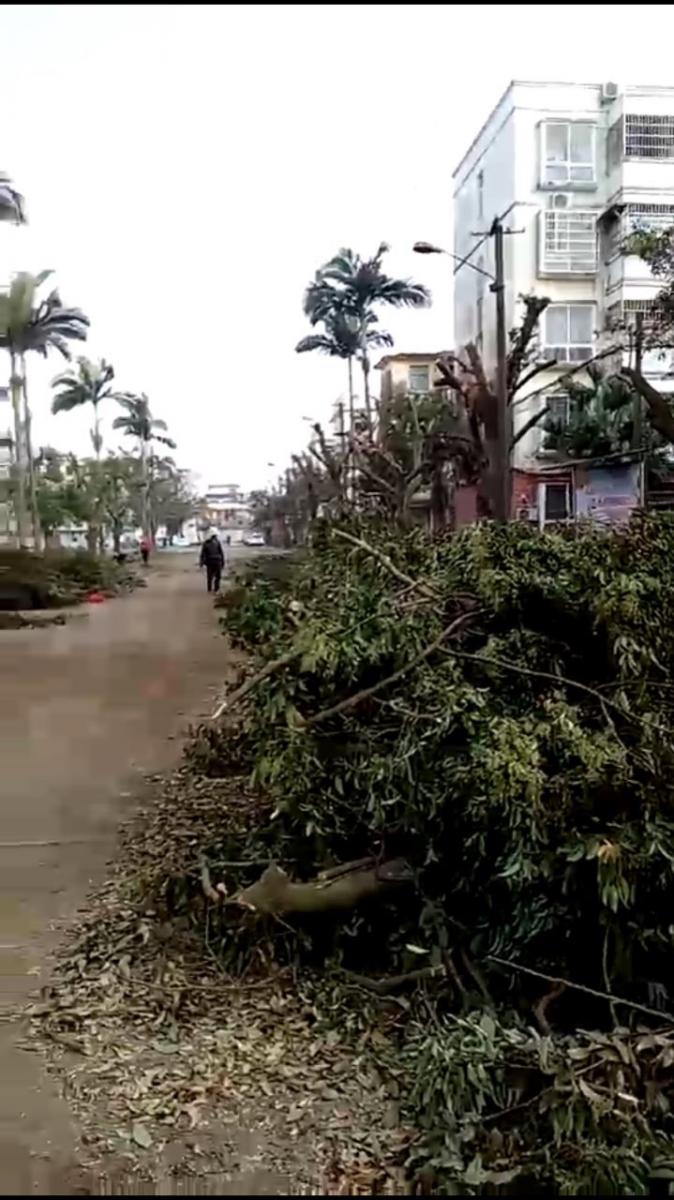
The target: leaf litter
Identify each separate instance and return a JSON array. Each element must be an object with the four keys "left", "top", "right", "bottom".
[{"left": 21, "top": 769, "right": 411, "bottom": 1195}]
